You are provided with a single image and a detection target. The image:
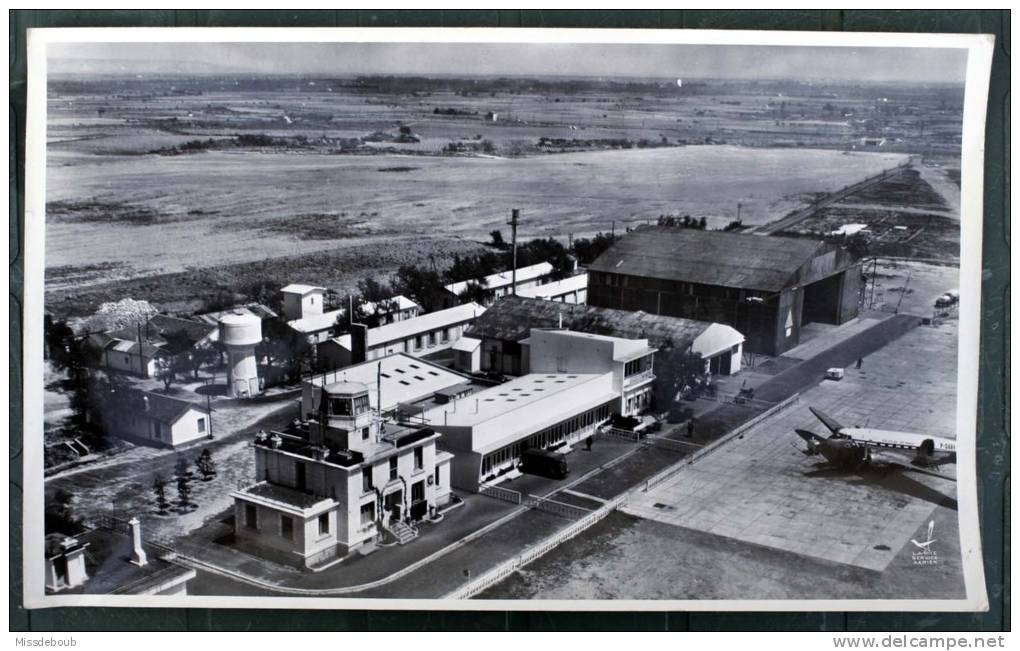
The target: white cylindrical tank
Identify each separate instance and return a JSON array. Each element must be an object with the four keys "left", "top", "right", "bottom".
[{"left": 219, "top": 313, "right": 262, "bottom": 398}]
